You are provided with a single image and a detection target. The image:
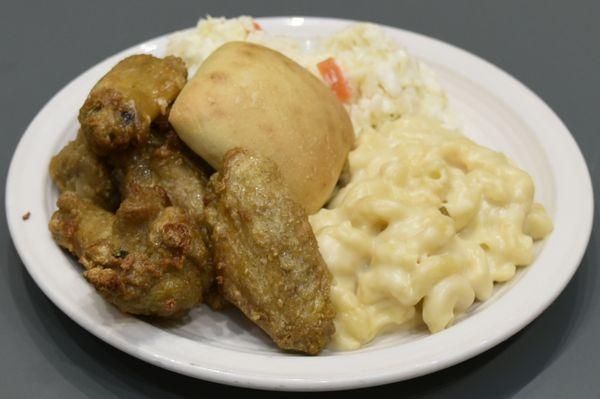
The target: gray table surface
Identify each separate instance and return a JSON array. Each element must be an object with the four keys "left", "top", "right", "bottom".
[{"left": 1, "top": 0, "right": 598, "bottom": 397}]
